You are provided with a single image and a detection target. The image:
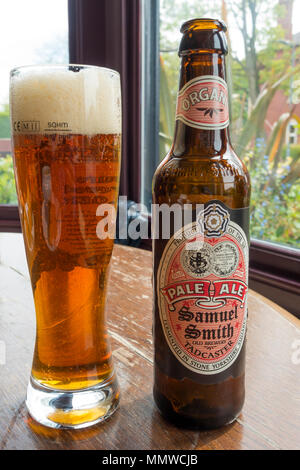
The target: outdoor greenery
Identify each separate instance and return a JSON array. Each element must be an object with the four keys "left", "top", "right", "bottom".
[
  {"left": 159, "top": 0, "right": 300, "bottom": 247},
  {"left": 0, "top": 103, "right": 15, "bottom": 204},
  {"left": 0, "top": 155, "right": 17, "bottom": 204},
  {"left": 0, "top": 105, "right": 10, "bottom": 138}
]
